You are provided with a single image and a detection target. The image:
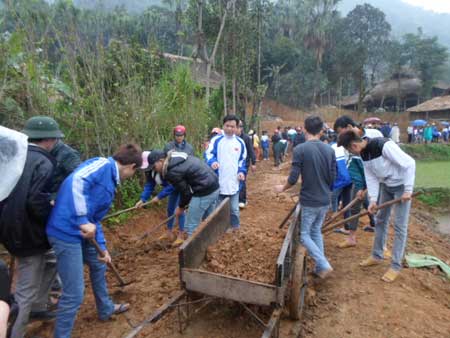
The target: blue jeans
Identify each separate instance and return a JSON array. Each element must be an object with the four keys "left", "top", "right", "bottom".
[
  {"left": 372, "top": 184, "right": 411, "bottom": 271},
  {"left": 219, "top": 191, "right": 240, "bottom": 228},
  {"left": 300, "top": 205, "right": 331, "bottom": 273},
  {"left": 185, "top": 189, "right": 220, "bottom": 236},
  {"left": 49, "top": 237, "right": 115, "bottom": 338},
  {"left": 262, "top": 147, "right": 269, "bottom": 159},
  {"left": 167, "top": 191, "right": 185, "bottom": 232}
]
